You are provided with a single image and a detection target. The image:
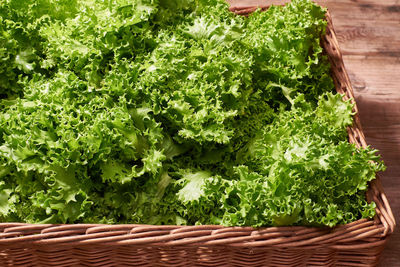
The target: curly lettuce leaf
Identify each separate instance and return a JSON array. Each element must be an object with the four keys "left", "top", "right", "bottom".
[
  {"left": 0, "top": 0, "right": 384, "bottom": 227},
  {"left": 0, "top": 0, "right": 78, "bottom": 98}
]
